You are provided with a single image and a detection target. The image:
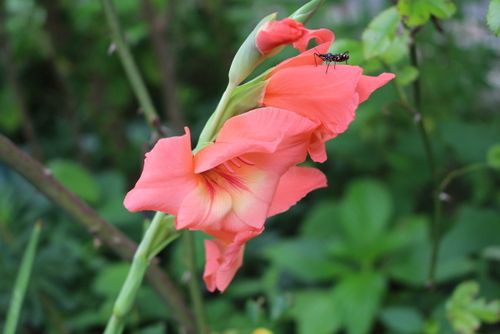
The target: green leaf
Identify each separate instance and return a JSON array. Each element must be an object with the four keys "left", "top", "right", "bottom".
[
  {"left": 333, "top": 272, "right": 387, "bottom": 334},
  {"left": 439, "top": 206, "right": 500, "bottom": 261},
  {"left": 388, "top": 215, "right": 476, "bottom": 286},
  {"left": 380, "top": 33, "right": 410, "bottom": 64},
  {"left": 300, "top": 200, "right": 343, "bottom": 239},
  {"left": 48, "top": 160, "right": 101, "bottom": 203},
  {"left": 440, "top": 121, "right": 499, "bottom": 164},
  {"left": 380, "top": 306, "right": 424, "bottom": 333},
  {"left": 487, "top": 143, "right": 500, "bottom": 169},
  {"left": 398, "top": 0, "right": 456, "bottom": 27},
  {"left": 362, "top": 7, "right": 401, "bottom": 59},
  {"left": 446, "top": 281, "right": 500, "bottom": 334},
  {"left": 395, "top": 65, "right": 419, "bottom": 86},
  {"left": 290, "top": 290, "right": 342, "bottom": 334},
  {"left": 340, "top": 179, "right": 393, "bottom": 248},
  {"left": 487, "top": 0, "right": 500, "bottom": 35},
  {"left": 263, "top": 239, "right": 343, "bottom": 282}
]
